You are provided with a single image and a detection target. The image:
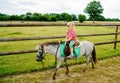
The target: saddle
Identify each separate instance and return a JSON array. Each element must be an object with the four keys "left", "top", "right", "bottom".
[{"left": 64, "top": 41, "right": 80, "bottom": 57}]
